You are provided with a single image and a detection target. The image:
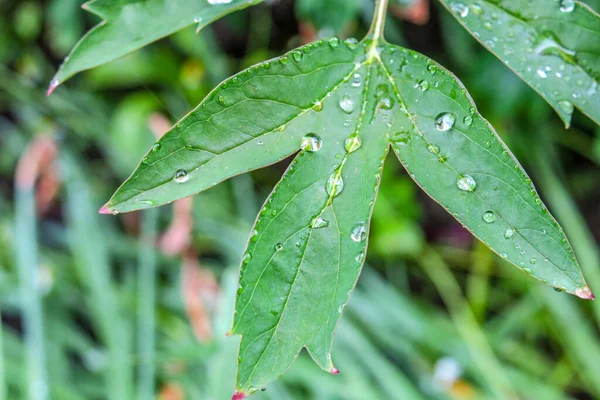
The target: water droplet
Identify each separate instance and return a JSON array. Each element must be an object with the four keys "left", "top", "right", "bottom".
[
  {"left": 275, "top": 243, "right": 284, "bottom": 251},
  {"left": 345, "top": 135, "right": 361, "bottom": 153},
  {"left": 523, "top": 267, "right": 533, "bottom": 274},
  {"left": 500, "top": 252, "right": 508, "bottom": 258},
  {"left": 463, "top": 115, "right": 473, "bottom": 126},
  {"left": 558, "top": 100, "right": 573, "bottom": 114},
  {"left": 537, "top": 69, "right": 547, "bottom": 79},
  {"left": 350, "top": 223, "right": 367, "bottom": 242},
  {"left": 392, "top": 131, "right": 410, "bottom": 146},
  {"left": 339, "top": 95, "right": 355, "bottom": 114},
  {"left": 174, "top": 169, "right": 189, "bottom": 183},
  {"left": 301, "top": 134, "right": 322, "bottom": 152},
  {"left": 427, "top": 144, "right": 440, "bottom": 154},
  {"left": 504, "top": 228, "right": 514, "bottom": 239},
  {"left": 280, "top": 56, "right": 289, "bottom": 65},
  {"left": 451, "top": 2, "right": 469, "bottom": 17},
  {"left": 355, "top": 252, "right": 365, "bottom": 263},
  {"left": 435, "top": 112, "right": 456, "bottom": 131},
  {"left": 457, "top": 174, "right": 476, "bottom": 192},
  {"left": 326, "top": 172, "right": 344, "bottom": 197},
  {"left": 242, "top": 253, "right": 252, "bottom": 264},
  {"left": 352, "top": 73, "right": 362, "bottom": 87},
  {"left": 312, "top": 100, "right": 323, "bottom": 112},
  {"left": 292, "top": 51, "right": 303, "bottom": 62},
  {"left": 417, "top": 80, "right": 430, "bottom": 91},
  {"left": 329, "top": 37, "right": 340, "bottom": 48},
  {"left": 152, "top": 143, "right": 161, "bottom": 152},
  {"left": 311, "top": 216, "right": 329, "bottom": 229},
  {"left": 530, "top": 258, "right": 537, "bottom": 265},
  {"left": 344, "top": 38, "right": 359, "bottom": 50},
  {"left": 482, "top": 211, "right": 496, "bottom": 223},
  {"left": 218, "top": 94, "right": 226, "bottom": 104},
  {"left": 559, "top": 0, "right": 575, "bottom": 12}
]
